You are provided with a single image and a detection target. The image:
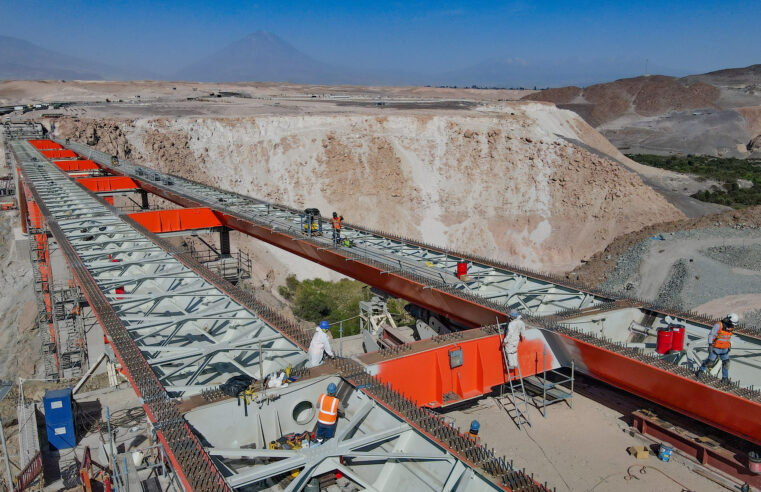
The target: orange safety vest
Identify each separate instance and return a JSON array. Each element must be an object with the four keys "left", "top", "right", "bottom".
[
  {"left": 331, "top": 217, "right": 342, "bottom": 230},
  {"left": 713, "top": 322, "right": 733, "bottom": 349},
  {"left": 317, "top": 394, "right": 339, "bottom": 425}
]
